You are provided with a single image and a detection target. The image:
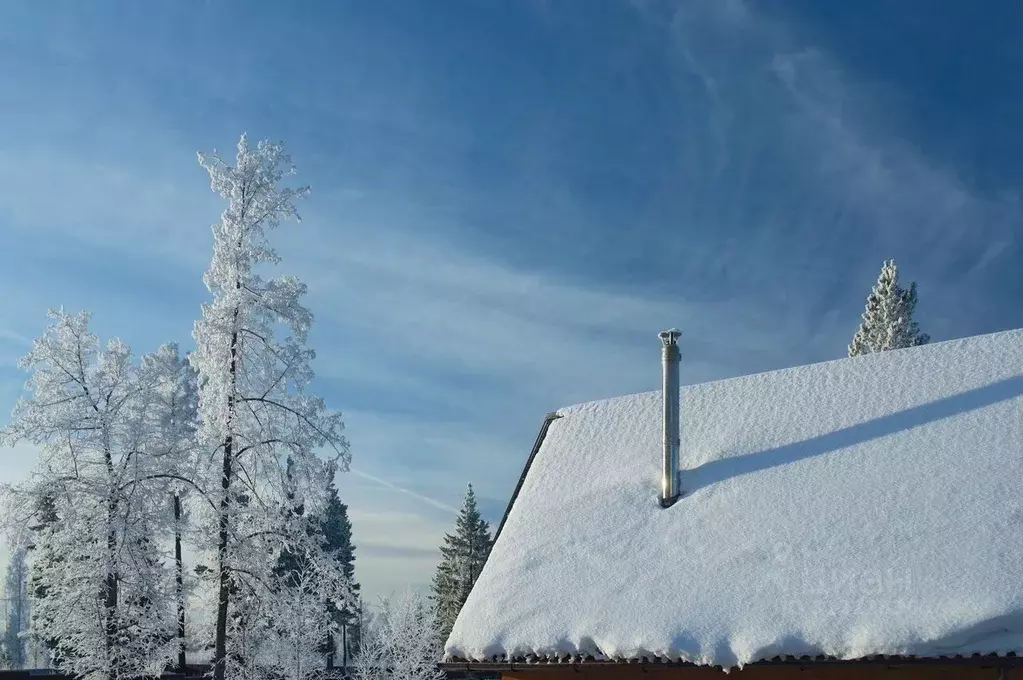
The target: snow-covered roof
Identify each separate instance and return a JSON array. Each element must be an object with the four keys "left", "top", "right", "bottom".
[{"left": 446, "top": 329, "right": 1023, "bottom": 669}]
